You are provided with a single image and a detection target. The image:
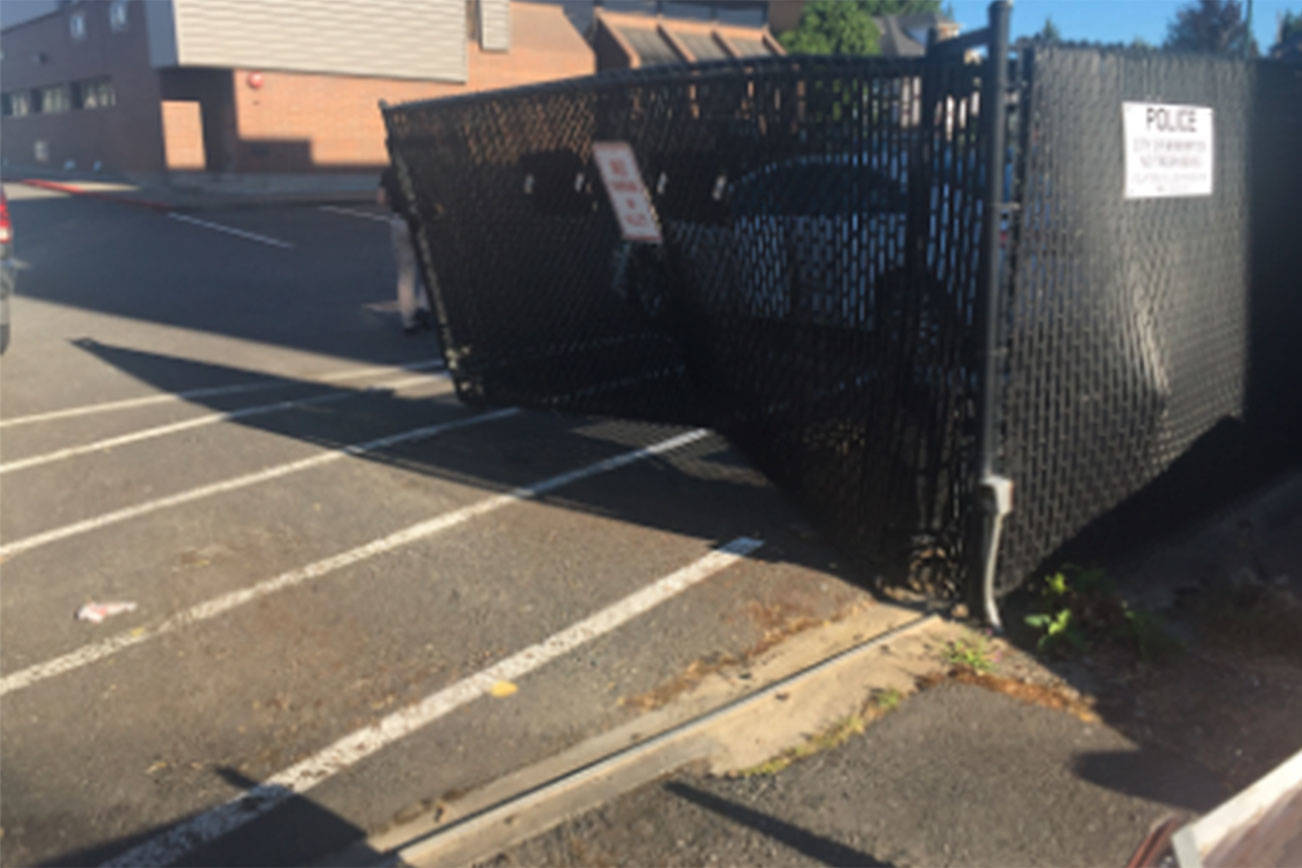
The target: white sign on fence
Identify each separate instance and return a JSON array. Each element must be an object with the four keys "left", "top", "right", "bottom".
[
  {"left": 592, "top": 141, "right": 663, "bottom": 244},
  {"left": 1123, "top": 102, "right": 1214, "bottom": 199}
]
